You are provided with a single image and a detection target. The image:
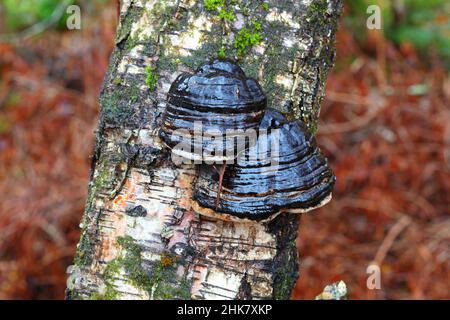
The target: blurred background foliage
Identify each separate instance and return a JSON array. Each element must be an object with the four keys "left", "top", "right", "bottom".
[
  {"left": 0, "top": 0, "right": 110, "bottom": 34},
  {"left": 0, "top": 0, "right": 448, "bottom": 299},
  {"left": 1, "top": 0, "right": 74, "bottom": 31},
  {"left": 346, "top": 0, "right": 449, "bottom": 65}
]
